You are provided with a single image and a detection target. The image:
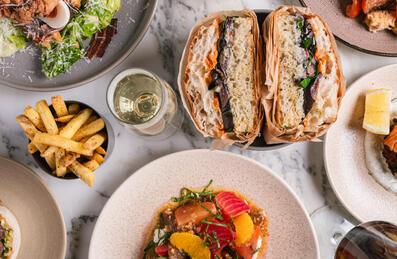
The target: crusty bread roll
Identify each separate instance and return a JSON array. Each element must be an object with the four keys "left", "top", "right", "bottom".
[
  {"left": 262, "top": 6, "right": 345, "bottom": 143},
  {"left": 178, "top": 10, "right": 263, "bottom": 144}
]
